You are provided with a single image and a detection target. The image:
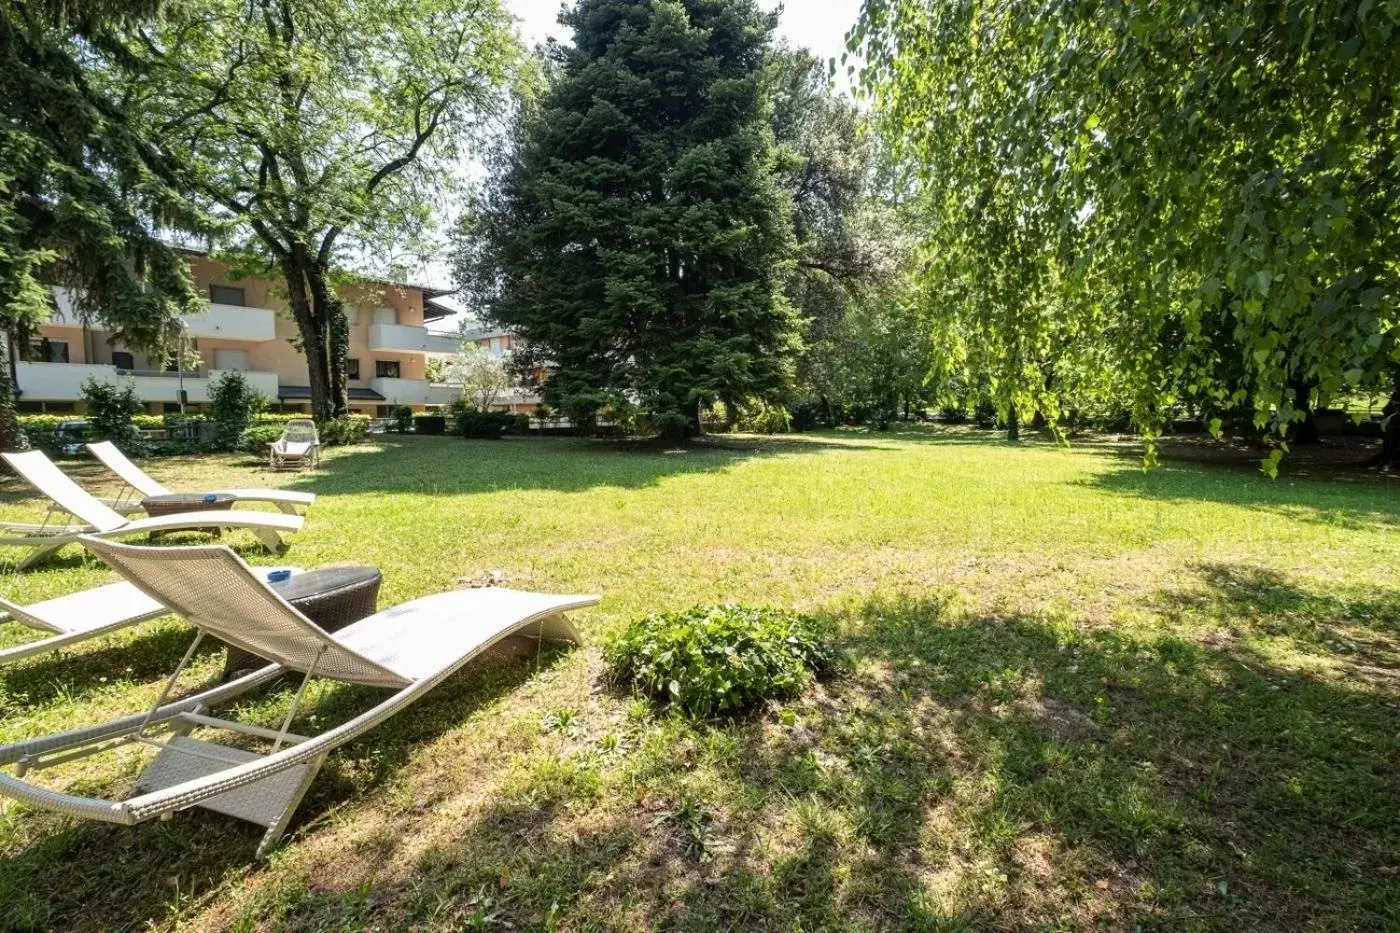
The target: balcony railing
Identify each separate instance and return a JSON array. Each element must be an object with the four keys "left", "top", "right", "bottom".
[
  {"left": 15, "top": 361, "right": 278, "bottom": 403},
  {"left": 48, "top": 288, "right": 278, "bottom": 342}
]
